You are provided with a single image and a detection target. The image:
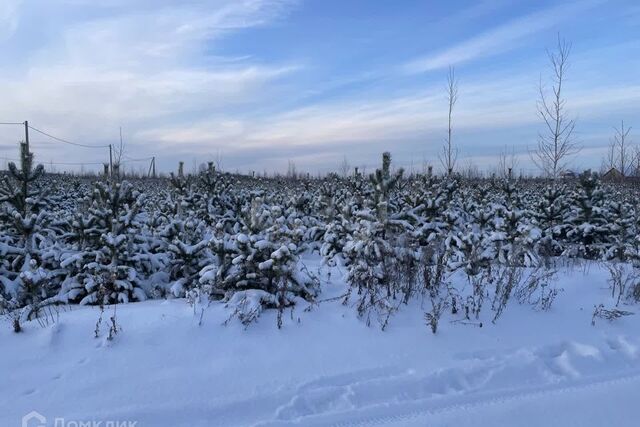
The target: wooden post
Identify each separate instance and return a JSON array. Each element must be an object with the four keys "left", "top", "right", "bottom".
[{"left": 24, "top": 121, "right": 29, "bottom": 154}]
